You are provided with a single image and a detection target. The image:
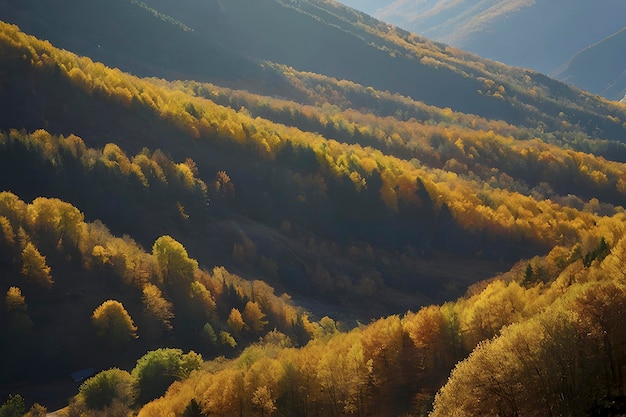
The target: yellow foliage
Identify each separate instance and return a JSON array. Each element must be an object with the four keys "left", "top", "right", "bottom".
[
  {"left": 227, "top": 308, "right": 245, "bottom": 335},
  {"left": 91, "top": 300, "right": 138, "bottom": 345},
  {"left": 5, "top": 286, "right": 26, "bottom": 311},
  {"left": 21, "top": 242, "right": 53, "bottom": 288}
]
